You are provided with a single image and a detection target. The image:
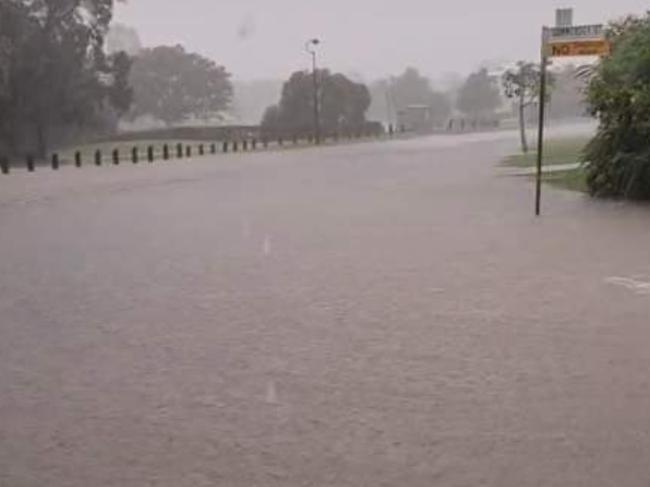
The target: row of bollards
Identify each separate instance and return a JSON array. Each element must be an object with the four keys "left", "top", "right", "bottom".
[{"left": 0, "top": 132, "right": 386, "bottom": 175}]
